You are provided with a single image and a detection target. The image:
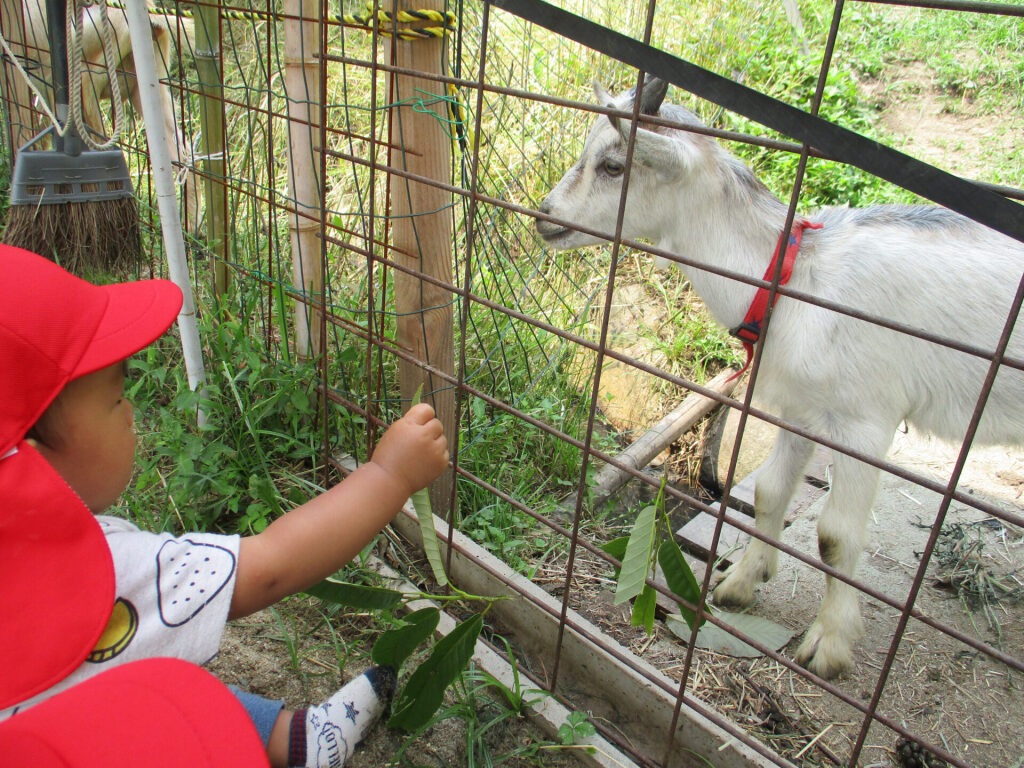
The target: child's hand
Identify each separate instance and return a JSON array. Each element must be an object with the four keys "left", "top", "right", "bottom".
[{"left": 370, "top": 403, "right": 448, "bottom": 497}]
